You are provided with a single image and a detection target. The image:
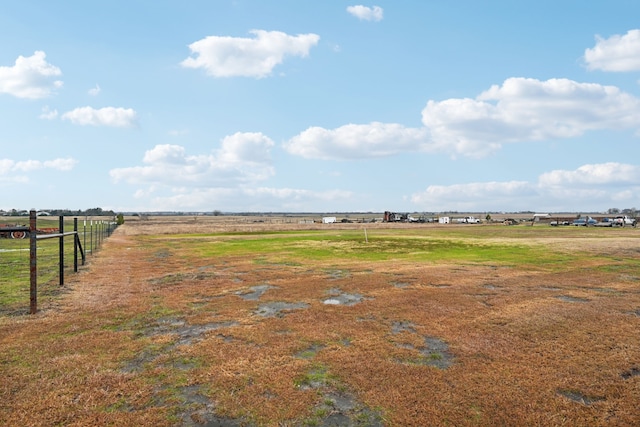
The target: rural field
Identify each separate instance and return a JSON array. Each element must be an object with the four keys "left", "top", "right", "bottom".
[{"left": 1, "top": 216, "right": 640, "bottom": 426}]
